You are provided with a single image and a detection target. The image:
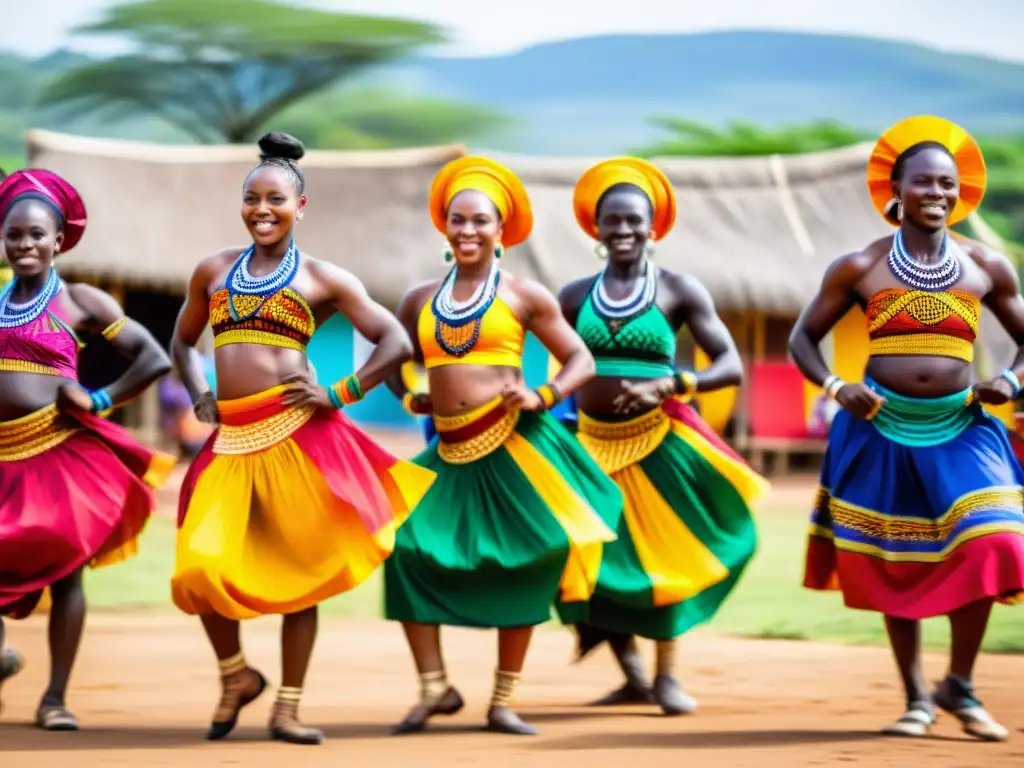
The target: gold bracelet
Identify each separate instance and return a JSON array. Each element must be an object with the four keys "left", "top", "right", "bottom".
[{"left": 101, "top": 317, "right": 127, "bottom": 341}]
